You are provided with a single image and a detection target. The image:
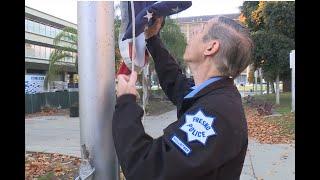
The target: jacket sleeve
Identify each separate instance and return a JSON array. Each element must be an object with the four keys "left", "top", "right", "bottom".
[
  {"left": 145, "top": 36, "right": 193, "bottom": 106},
  {"left": 112, "top": 94, "right": 245, "bottom": 180}
]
